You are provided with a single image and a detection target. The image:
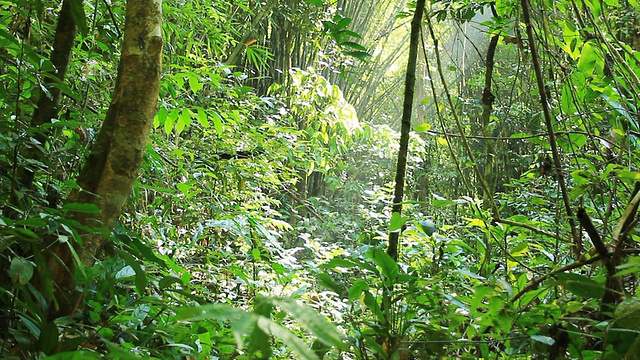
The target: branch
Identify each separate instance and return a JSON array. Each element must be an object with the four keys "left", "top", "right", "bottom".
[
  {"left": 521, "top": 0, "right": 582, "bottom": 257},
  {"left": 493, "top": 218, "right": 563, "bottom": 241},
  {"left": 511, "top": 255, "right": 603, "bottom": 303}
]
